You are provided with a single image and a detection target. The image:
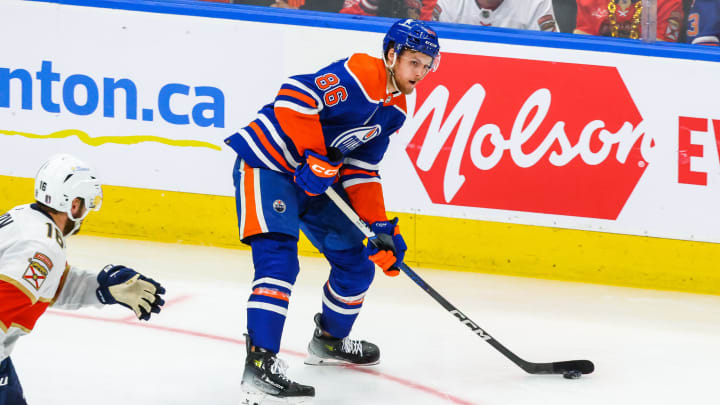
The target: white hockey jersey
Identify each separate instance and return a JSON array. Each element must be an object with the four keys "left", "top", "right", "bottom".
[
  {"left": 434, "top": 0, "right": 558, "bottom": 31},
  {"left": 0, "top": 204, "right": 101, "bottom": 361}
]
